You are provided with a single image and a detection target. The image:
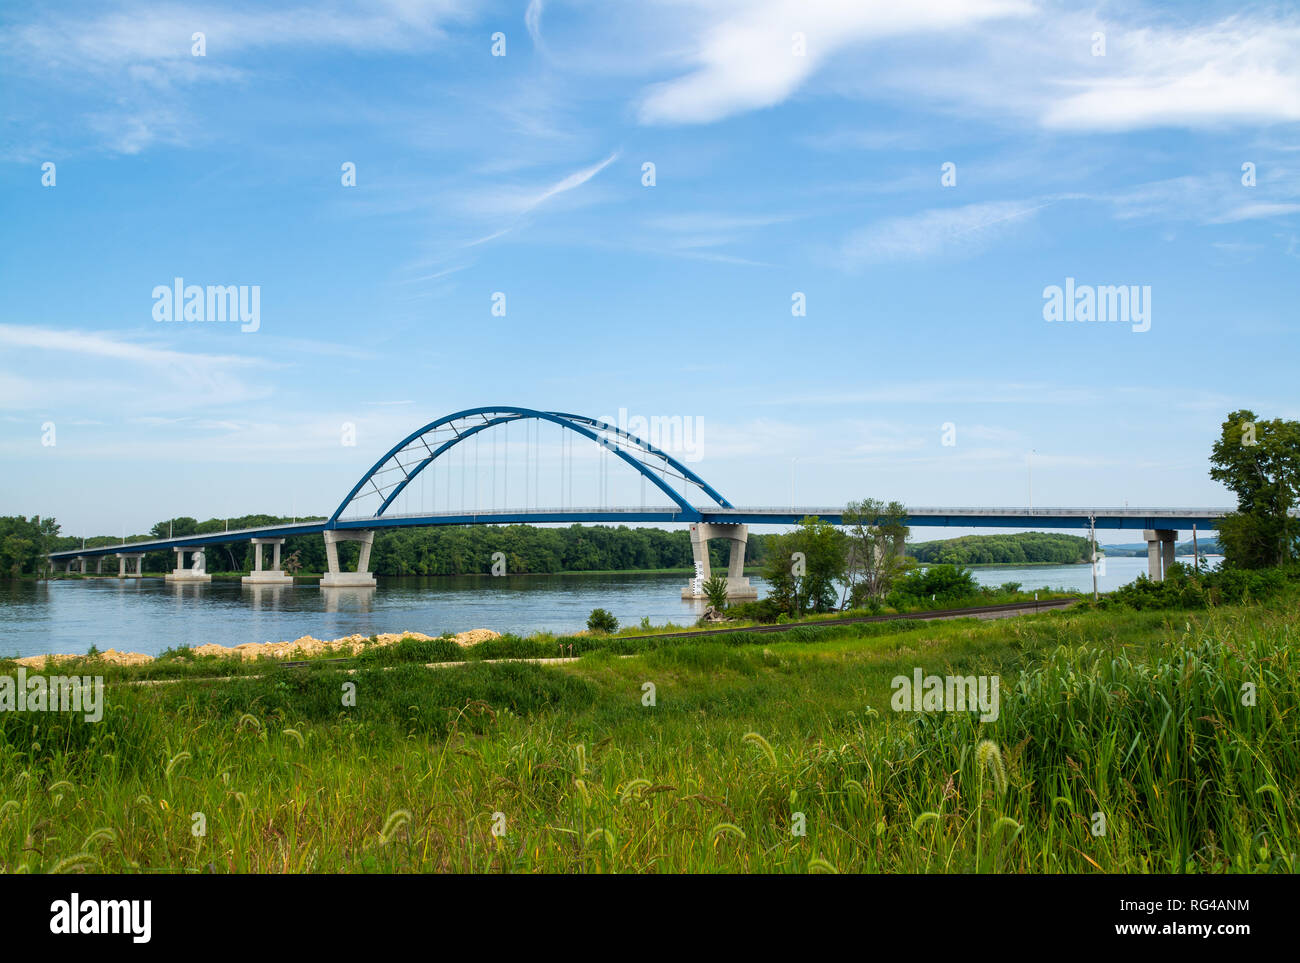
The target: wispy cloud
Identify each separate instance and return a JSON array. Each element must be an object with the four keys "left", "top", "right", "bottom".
[
  {"left": 461, "top": 152, "right": 620, "bottom": 218},
  {"left": 523, "top": 152, "right": 620, "bottom": 213},
  {"left": 0, "top": 324, "right": 271, "bottom": 411},
  {"left": 840, "top": 200, "right": 1049, "bottom": 266},
  {"left": 525, "top": 0, "right": 546, "bottom": 53},
  {"left": 0, "top": 0, "right": 475, "bottom": 156},
  {"left": 0, "top": 324, "right": 264, "bottom": 369},
  {"left": 1210, "top": 203, "right": 1300, "bottom": 224},
  {"left": 5, "top": 1, "right": 472, "bottom": 70}
]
